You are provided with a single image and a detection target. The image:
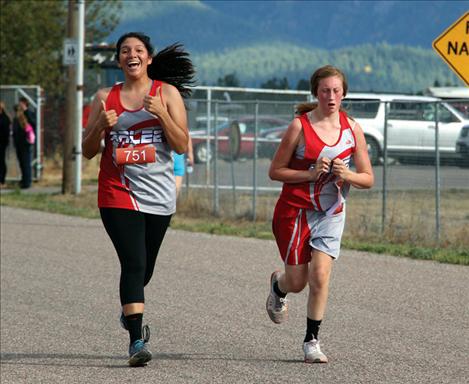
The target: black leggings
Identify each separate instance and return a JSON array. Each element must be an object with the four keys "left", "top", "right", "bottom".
[{"left": 100, "top": 208, "right": 172, "bottom": 305}]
